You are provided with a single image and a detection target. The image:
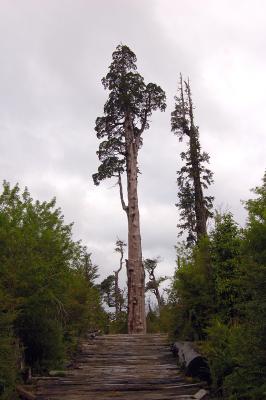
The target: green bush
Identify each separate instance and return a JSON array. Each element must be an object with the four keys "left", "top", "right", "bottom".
[
  {"left": 203, "top": 319, "right": 237, "bottom": 396},
  {"left": 0, "top": 286, "right": 19, "bottom": 400},
  {"left": 170, "top": 237, "right": 215, "bottom": 340},
  {"left": 0, "top": 182, "right": 108, "bottom": 393},
  {"left": 16, "top": 311, "right": 65, "bottom": 372},
  {"left": 109, "top": 311, "right": 127, "bottom": 334}
]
